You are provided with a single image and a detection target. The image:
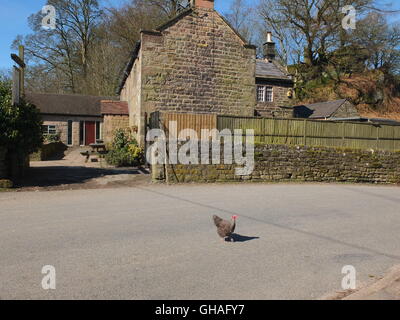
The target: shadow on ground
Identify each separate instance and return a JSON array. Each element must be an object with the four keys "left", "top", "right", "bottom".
[
  {"left": 229, "top": 233, "right": 260, "bottom": 242},
  {"left": 15, "top": 166, "right": 149, "bottom": 189}
]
